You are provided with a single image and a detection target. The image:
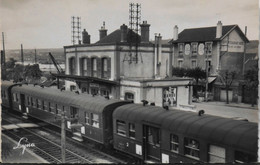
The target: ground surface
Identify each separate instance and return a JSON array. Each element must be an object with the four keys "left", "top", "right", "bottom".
[
  {"left": 1, "top": 134, "right": 48, "bottom": 163},
  {"left": 192, "top": 101, "right": 258, "bottom": 123}
]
